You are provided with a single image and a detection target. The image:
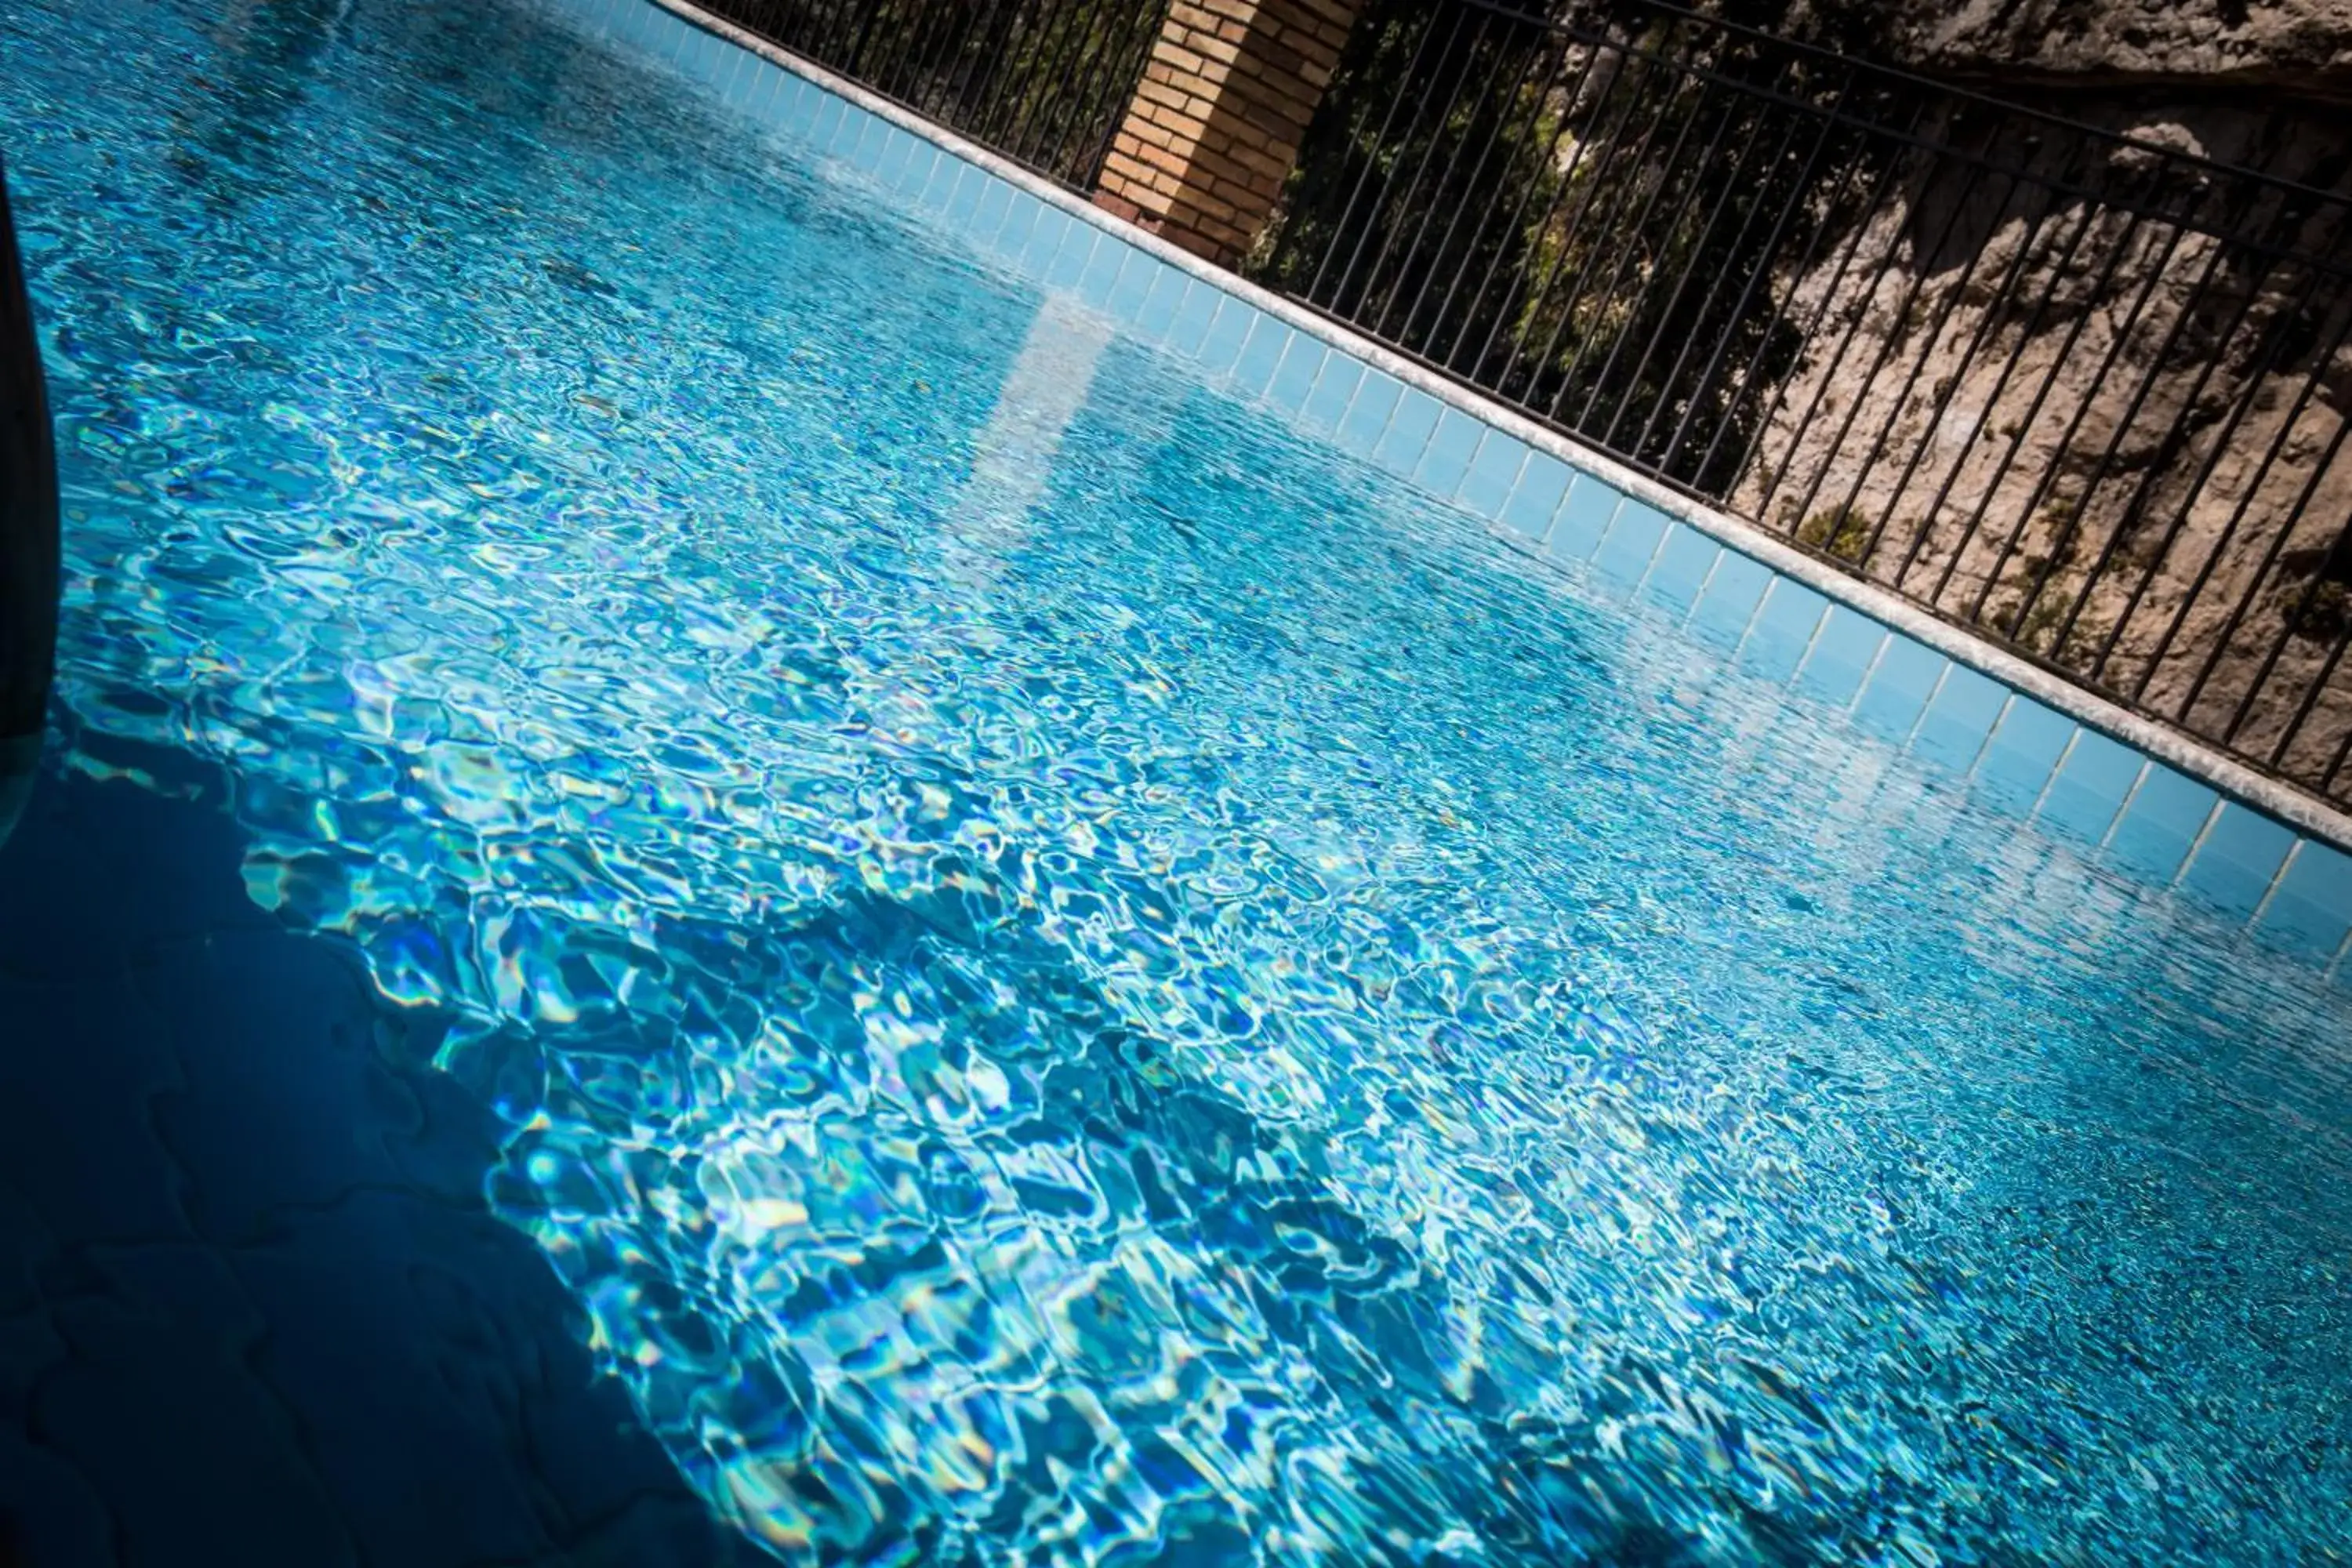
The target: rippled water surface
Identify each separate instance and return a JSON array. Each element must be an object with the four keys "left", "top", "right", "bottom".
[{"left": 8, "top": 0, "right": 2352, "bottom": 1560}]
